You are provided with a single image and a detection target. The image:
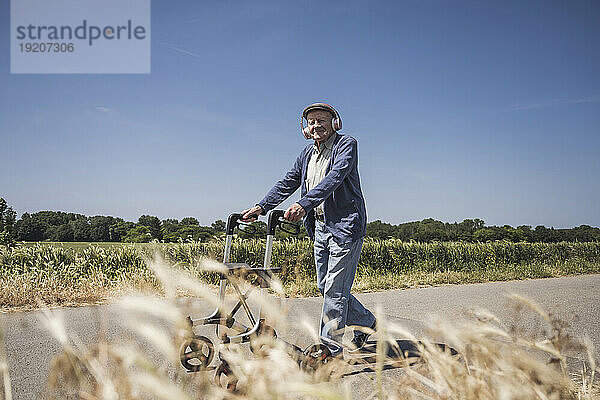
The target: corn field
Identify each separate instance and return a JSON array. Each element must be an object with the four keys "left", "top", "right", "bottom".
[{"left": 1, "top": 240, "right": 599, "bottom": 308}]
